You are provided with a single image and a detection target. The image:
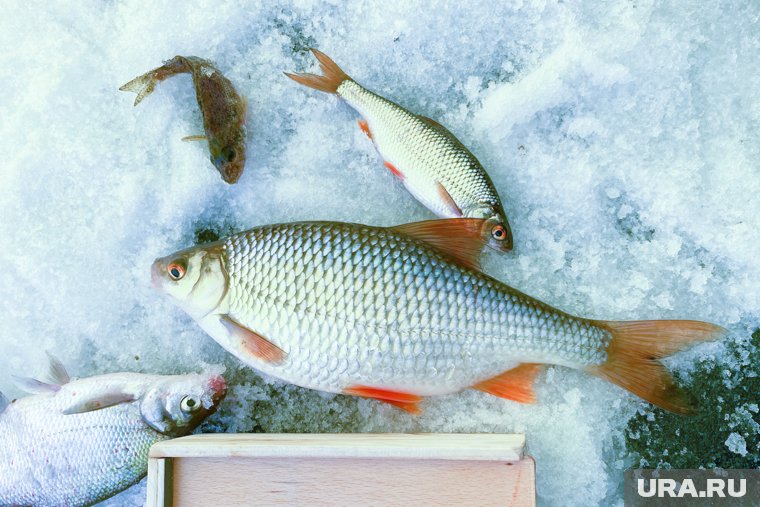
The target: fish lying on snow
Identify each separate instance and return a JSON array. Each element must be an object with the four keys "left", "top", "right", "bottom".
[
  {"left": 0, "top": 354, "right": 226, "bottom": 507},
  {"left": 120, "top": 55, "right": 247, "bottom": 184},
  {"left": 286, "top": 49, "right": 513, "bottom": 252},
  {"left": 152, "top": 218, "right": 723, "bottom": 415}
]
